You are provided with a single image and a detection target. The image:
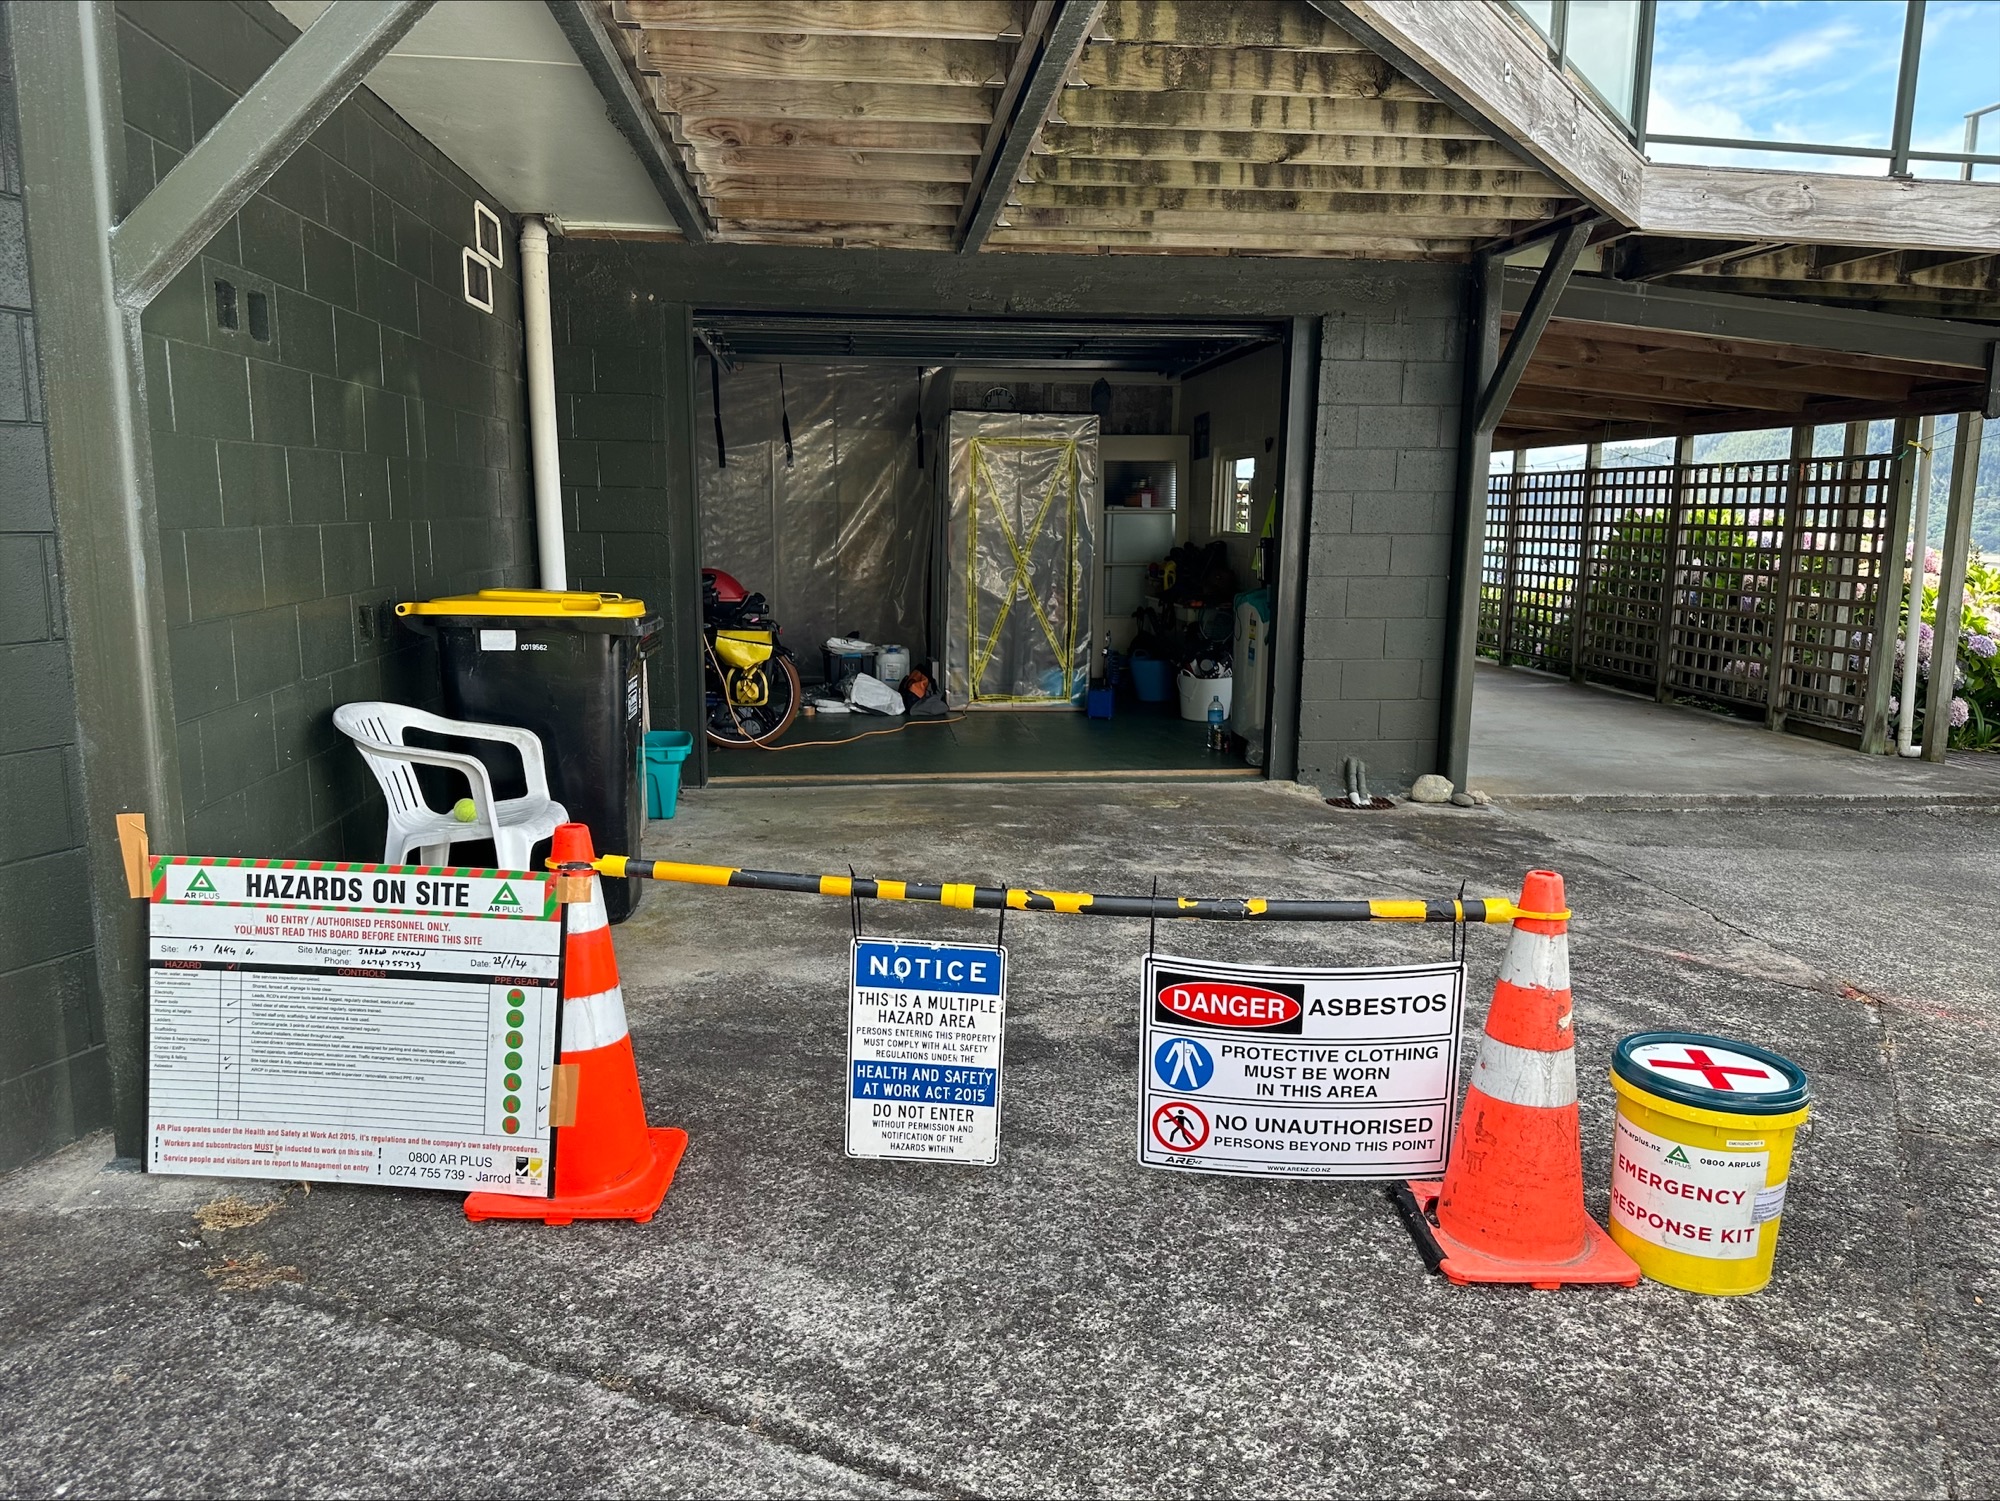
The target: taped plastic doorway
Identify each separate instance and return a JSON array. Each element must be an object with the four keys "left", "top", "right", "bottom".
[
  {"left": 944, "top": 413, "right": 1099, "bottom": 706},
  {"left": 697, "top": 362, "right": 929, "bottom": 681}
]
